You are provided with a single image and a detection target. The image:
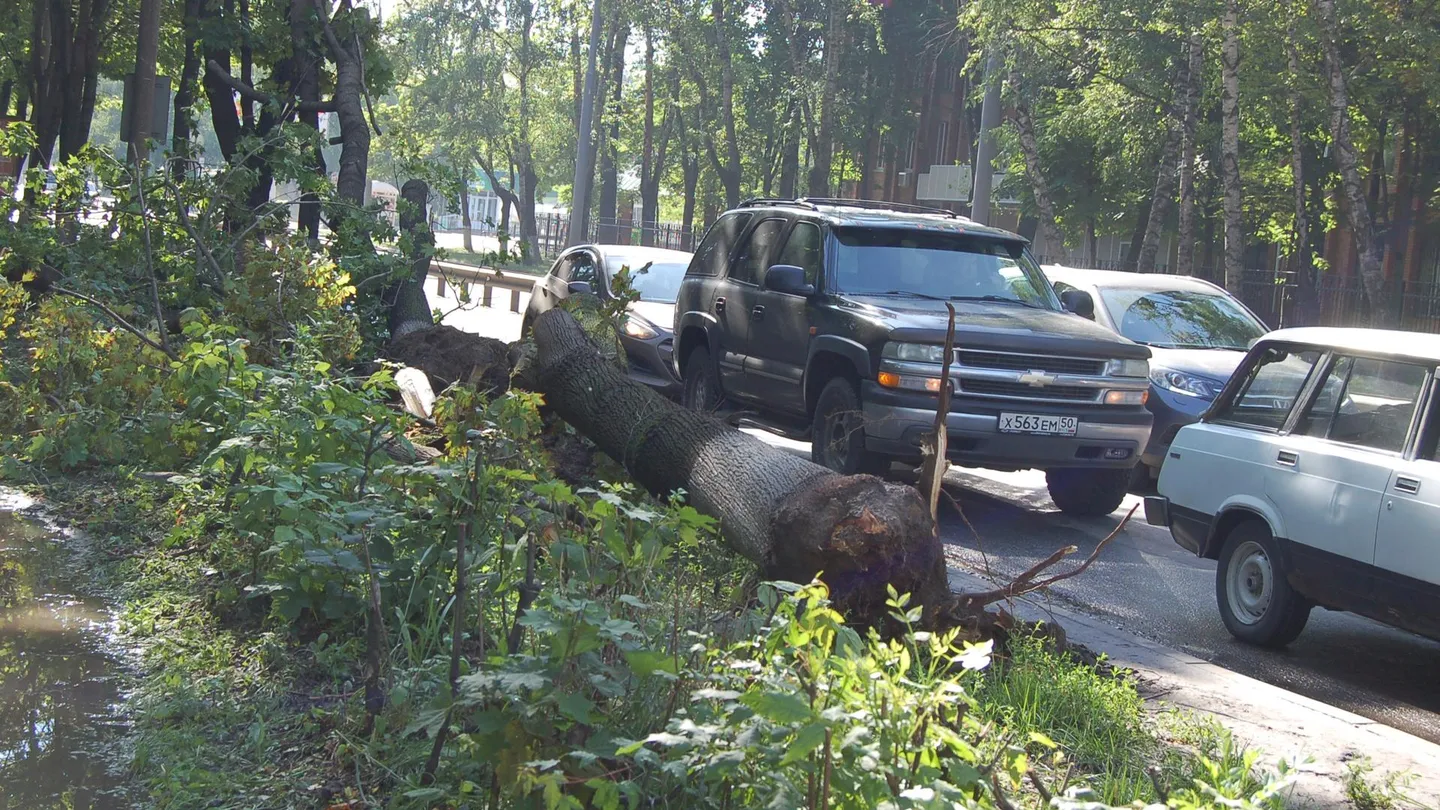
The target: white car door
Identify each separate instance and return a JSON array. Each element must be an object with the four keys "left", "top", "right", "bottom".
[
  {"left": 1375, "top": 373, "right": 1440, "bottom": 588},
  {"left": 1270, "top": 355, "right": 1430, "bottom": 564}
]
